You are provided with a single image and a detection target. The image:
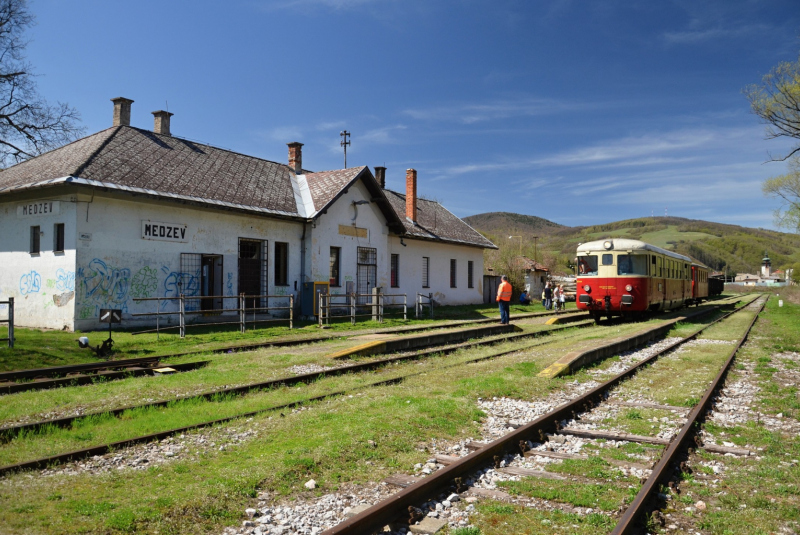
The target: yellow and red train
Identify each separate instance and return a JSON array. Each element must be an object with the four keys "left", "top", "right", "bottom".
[{"left": 575, "top": 239, "right": 721, "bottom": 320}]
